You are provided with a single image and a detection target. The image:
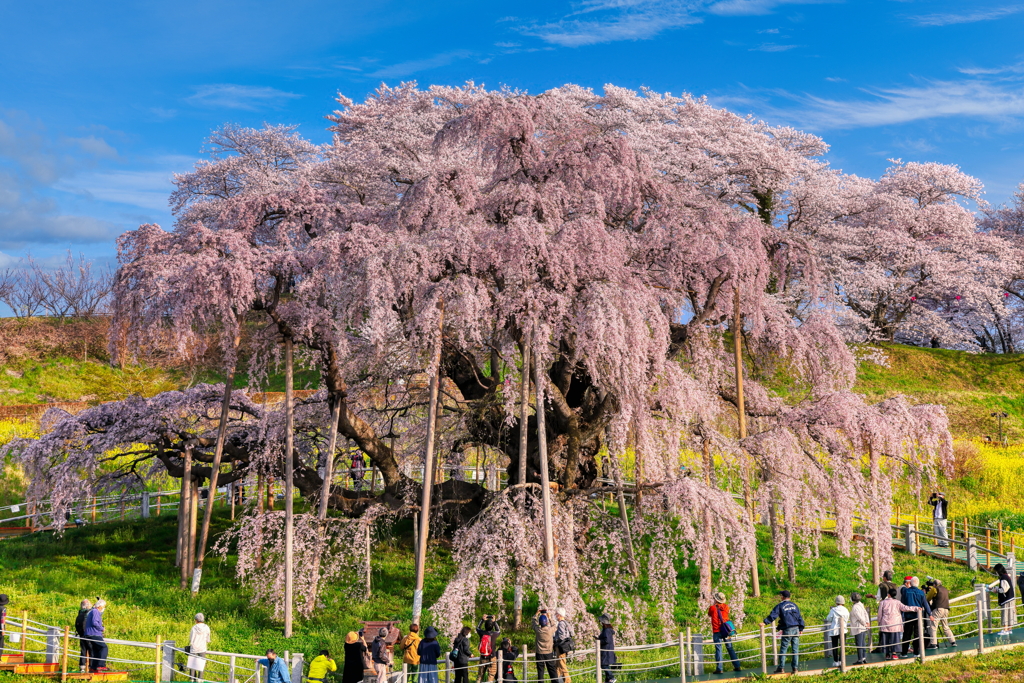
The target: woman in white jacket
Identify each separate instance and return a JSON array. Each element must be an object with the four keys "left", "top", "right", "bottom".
[
  {"left": 825, "top": 596, "right": 850, "bottom": 668},
  {"left": 847, "top": 593, "right": 870, "bottom": 665},
  {"left": 187, "top": 614, "right": 212, "bottom": 681}
]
